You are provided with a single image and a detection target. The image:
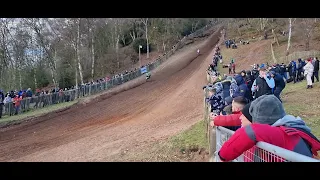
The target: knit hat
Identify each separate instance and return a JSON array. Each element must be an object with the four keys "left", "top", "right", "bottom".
[
  {"left": 241, "top": 102, "right": 252, "bottom": 122},
  {"left": 249, "top": 95, "right": 286, "bottom": 125}
]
